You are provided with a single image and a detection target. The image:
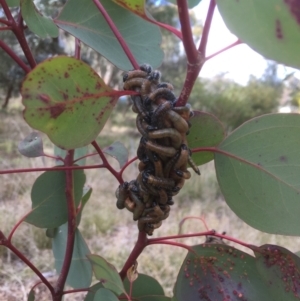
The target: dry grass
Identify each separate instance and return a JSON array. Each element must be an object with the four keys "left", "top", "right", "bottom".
[{"left": 1, "top": 102, "right": 300, "bottom": 300}]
